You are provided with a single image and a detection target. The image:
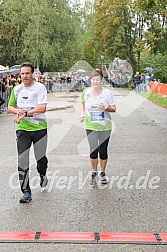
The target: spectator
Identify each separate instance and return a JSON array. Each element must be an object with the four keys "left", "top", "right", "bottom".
[
  {"left": 133, "top": 72, "right": 141, "bottom": 92},
  {"left": 0, "top": 96, "right": 5, "bottom": 107},
  {"left": 145, "top": 73, "right": 151, "bottom": 92},
  {"left": 0, "top": 78, "right": 6, "bottom": 96}
]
